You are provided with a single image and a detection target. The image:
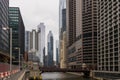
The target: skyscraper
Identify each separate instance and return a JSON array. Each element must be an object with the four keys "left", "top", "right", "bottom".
[
  {"left": 29, "top": 29, "right": 38, "bottom": 54},
  {"left": 37, "top": 23, "right": 45, "bottom": 66},
  {"left": 66, "top": 0, "right": 97, "bottom": 69},
  {"left": 60, "top": 31, "right": 67, "bottom": 68},
  {"left": 59, "top": 0, "right": 67, "bottom": 69},
  {"left": 9, "top": 7, "right": 25, "bottom": 65},
  {"left": 0, "top": 0, "right": 9, "bottom": 62},
  {"left": 47, "top": 31, "right": 54, "bottom": 67},
  {"left": 28, "top": 29, "right": 40, "bottom": 67},
  {"left": 59, "top": 0, "right": 66, "bottom": 34},
  {"left": 25, "top": 31, "right": 31, "bottom": 52},
  {"left": 56, "top": 40, "right": 59, "bottom": 66},
  {"left": 59, "top": 0, "right": 66, "bottom": 47},
  {"left": 95, "top": 0, "right": 120, "bottom": 78},
  {"left": 25, "top": 31, "right": 31, "bottom": 61}
]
